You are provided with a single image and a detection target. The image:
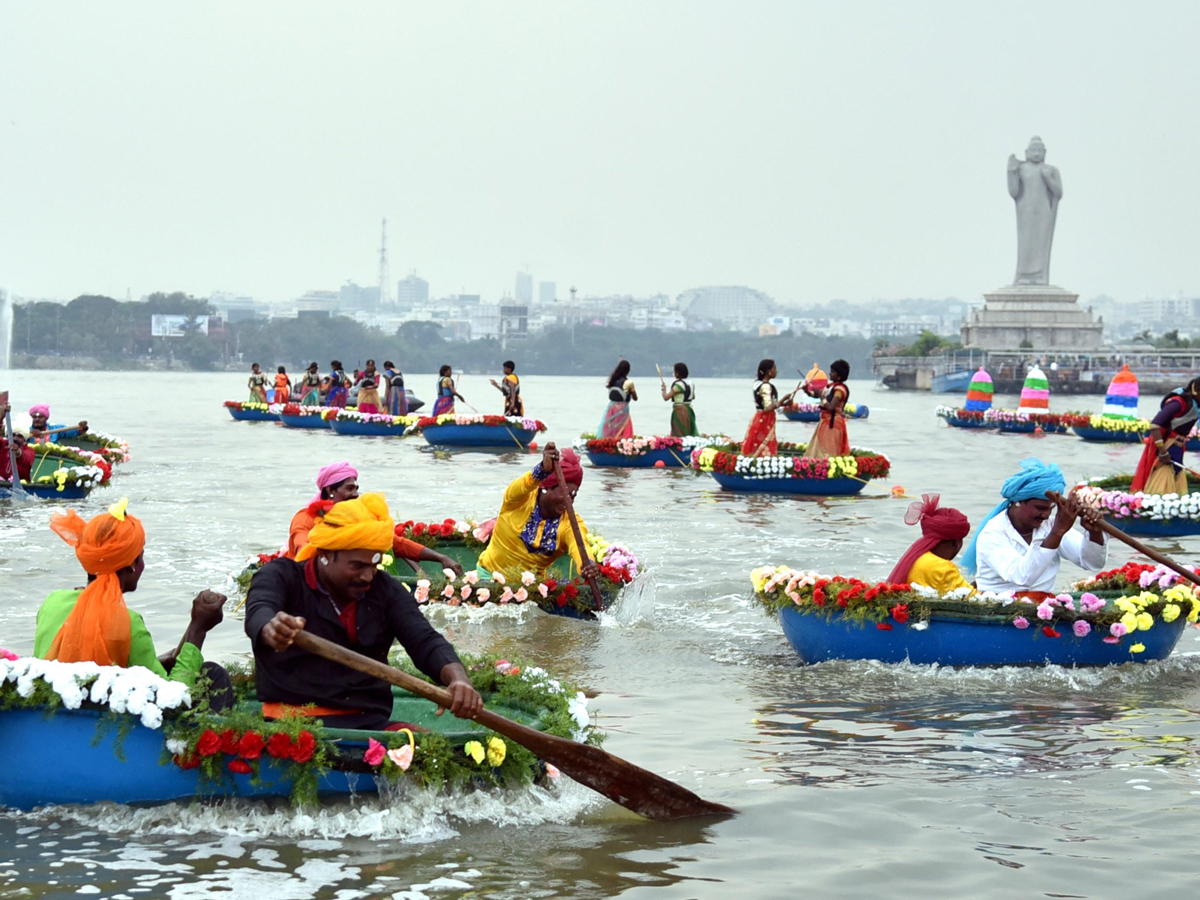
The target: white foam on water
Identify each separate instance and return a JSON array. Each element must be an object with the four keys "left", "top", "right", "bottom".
[
  {"left": 598, "top": 573, "right": 657, "bottom": 627},
  {"left": 420, "top": 602, "right": 538, "bottom": 625}
]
